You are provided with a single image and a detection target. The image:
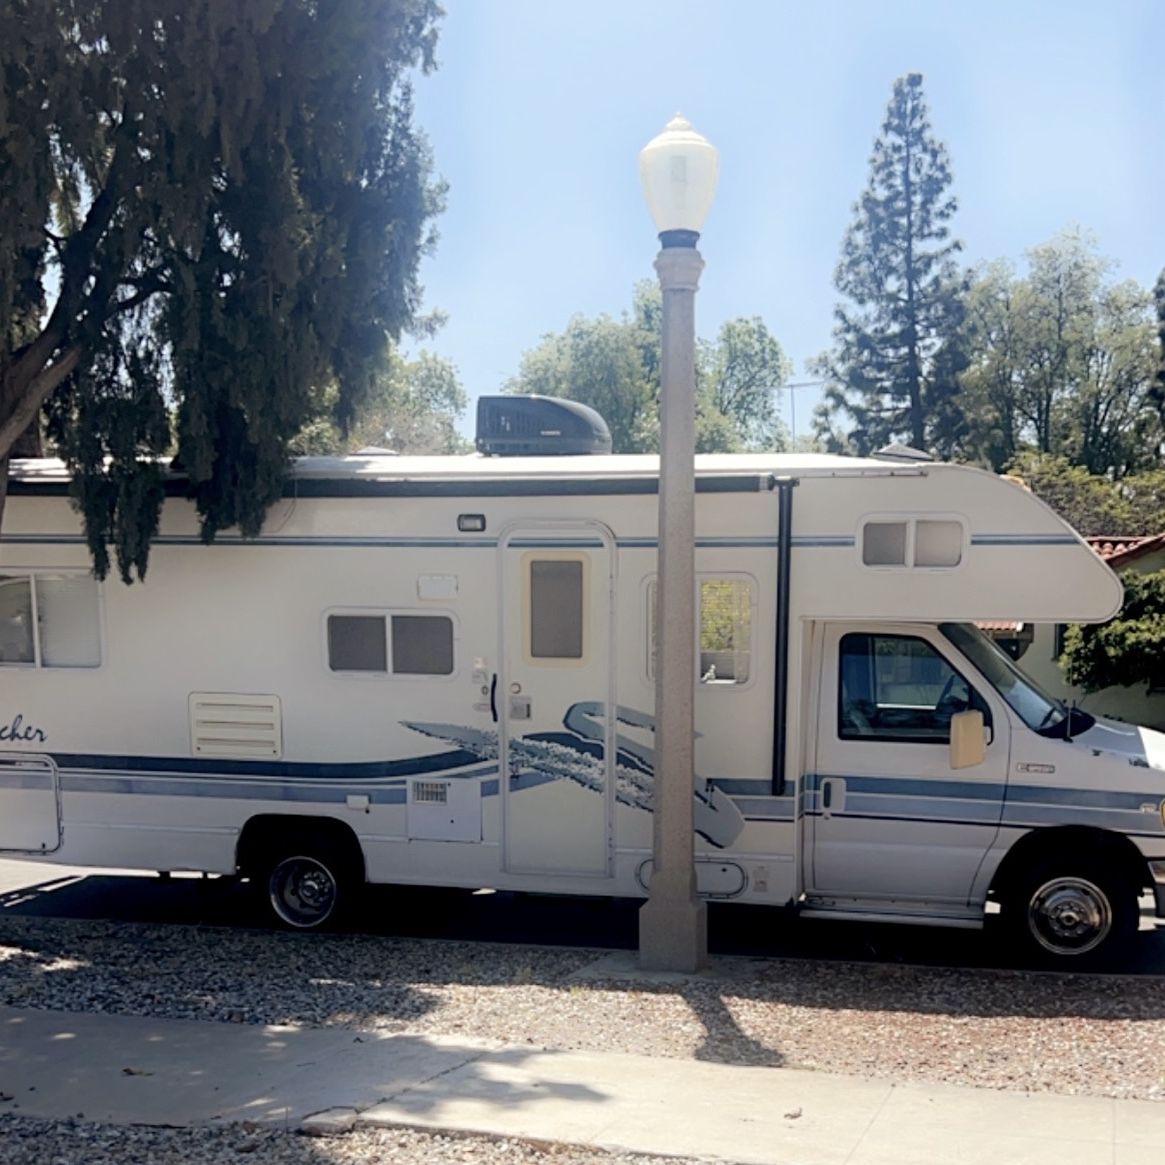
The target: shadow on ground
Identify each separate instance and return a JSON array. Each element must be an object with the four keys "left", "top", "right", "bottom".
[{"left": 1, "top": 869, "right": 1164, "bottom": 1077}]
